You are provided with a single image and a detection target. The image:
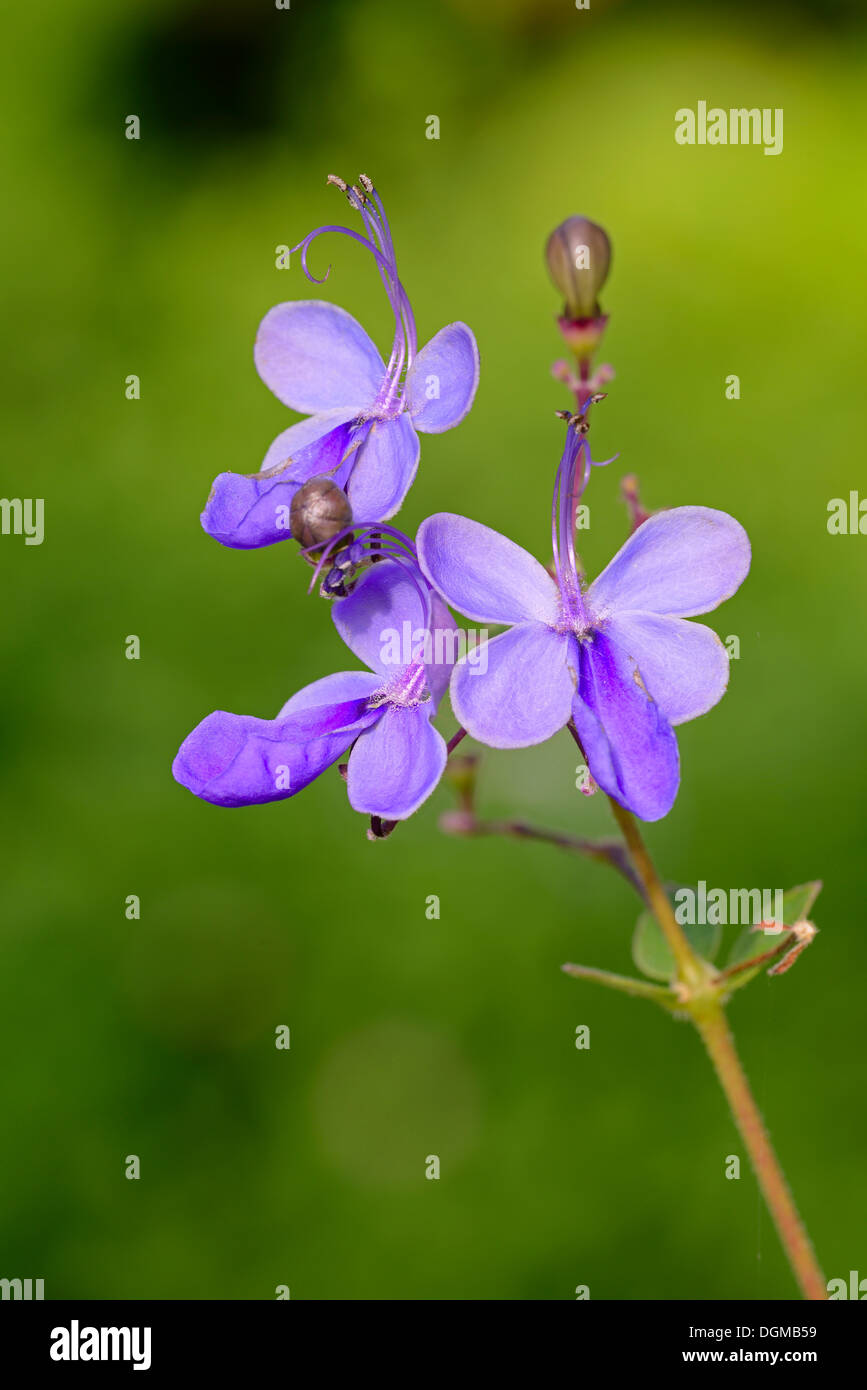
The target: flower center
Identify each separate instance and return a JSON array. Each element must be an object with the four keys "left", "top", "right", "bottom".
[
  {"left": 370, "top": 661, "right": 430, "bottom": 710},
  {"left": 552, "top": 597, "right": 595, "bottom": 641}
]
